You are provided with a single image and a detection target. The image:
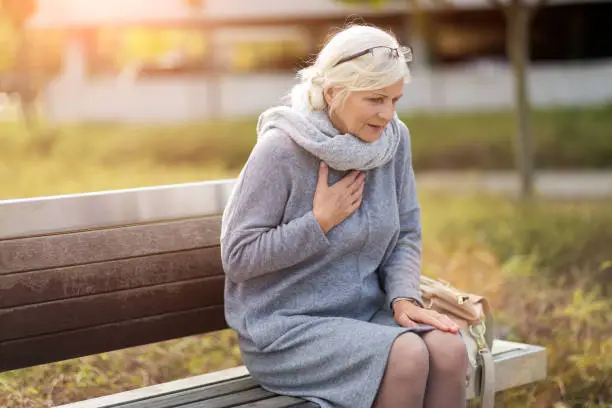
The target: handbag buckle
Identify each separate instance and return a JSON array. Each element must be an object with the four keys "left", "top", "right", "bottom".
[
  {"left": 469, "top": 321, "right": 489, "bottom": 351},
  {"left": 457, "top": 294, "right": 470, "bottom": 304}
]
